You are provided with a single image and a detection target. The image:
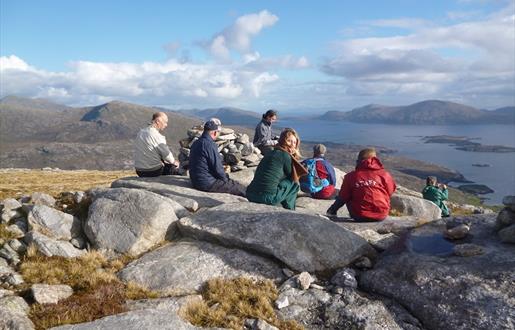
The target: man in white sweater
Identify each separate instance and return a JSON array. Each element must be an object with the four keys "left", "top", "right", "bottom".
[{"left": 134, "top": 112, "right": 180, "bottom": 177}]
